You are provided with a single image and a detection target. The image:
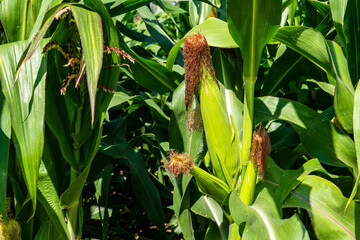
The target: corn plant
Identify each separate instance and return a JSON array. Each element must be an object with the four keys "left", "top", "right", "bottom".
[{"left": 1, "top": 0, "right": 360, "bottom": 239}]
